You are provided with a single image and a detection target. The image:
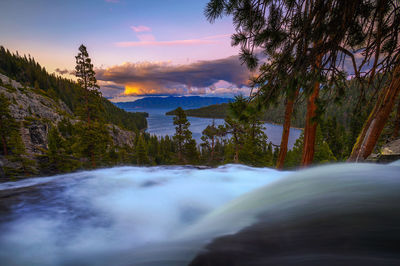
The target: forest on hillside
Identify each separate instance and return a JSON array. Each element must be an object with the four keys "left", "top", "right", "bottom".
[{"left": 0, "top": 46, "right": 147, "bottom": 132}]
